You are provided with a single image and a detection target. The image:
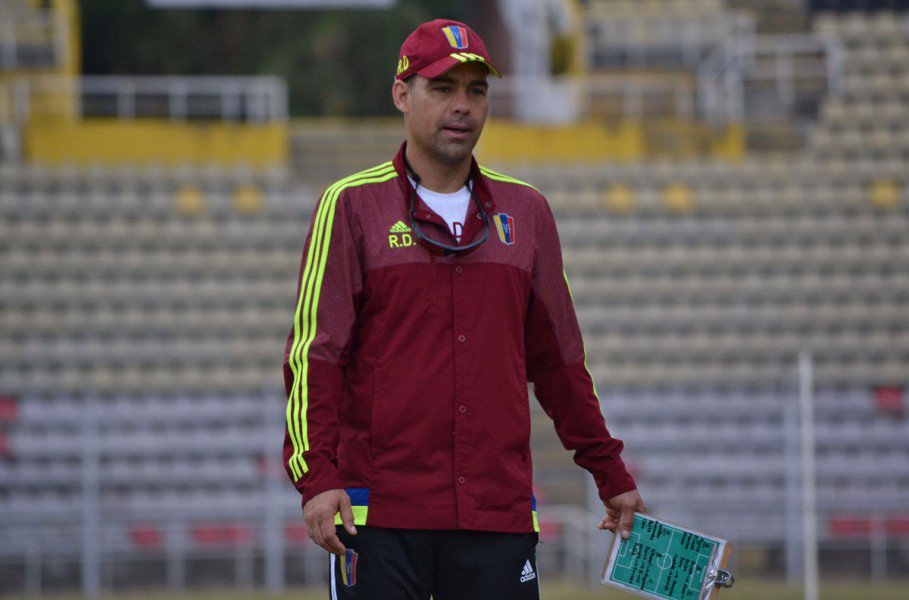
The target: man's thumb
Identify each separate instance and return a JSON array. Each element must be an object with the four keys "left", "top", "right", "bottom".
[{"left": 339, "top": 492, "right": 357, "bottom": 535}]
